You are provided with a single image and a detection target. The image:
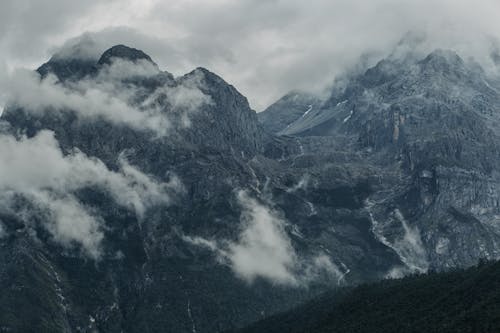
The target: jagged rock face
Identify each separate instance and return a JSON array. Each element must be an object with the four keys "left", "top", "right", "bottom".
[
  {"left": 261, "top": 49, "right": 500, "bottom": 275},
  {"left": 97, "top": 44, "right": 158, "bottom": 67},
  {"left": 178, "top": 68, "right": 267, "bottom": 156},
  {"left": 281, "top": 50, "right": 500, "bottom": 168}
]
